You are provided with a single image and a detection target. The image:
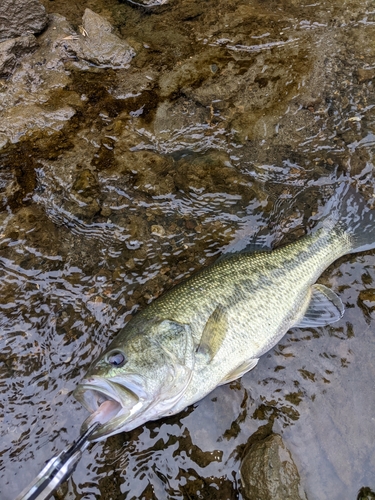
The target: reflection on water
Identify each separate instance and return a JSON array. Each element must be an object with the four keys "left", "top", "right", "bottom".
[{"left": 1, "top": 0, "right": 375, "bottom": 498}]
